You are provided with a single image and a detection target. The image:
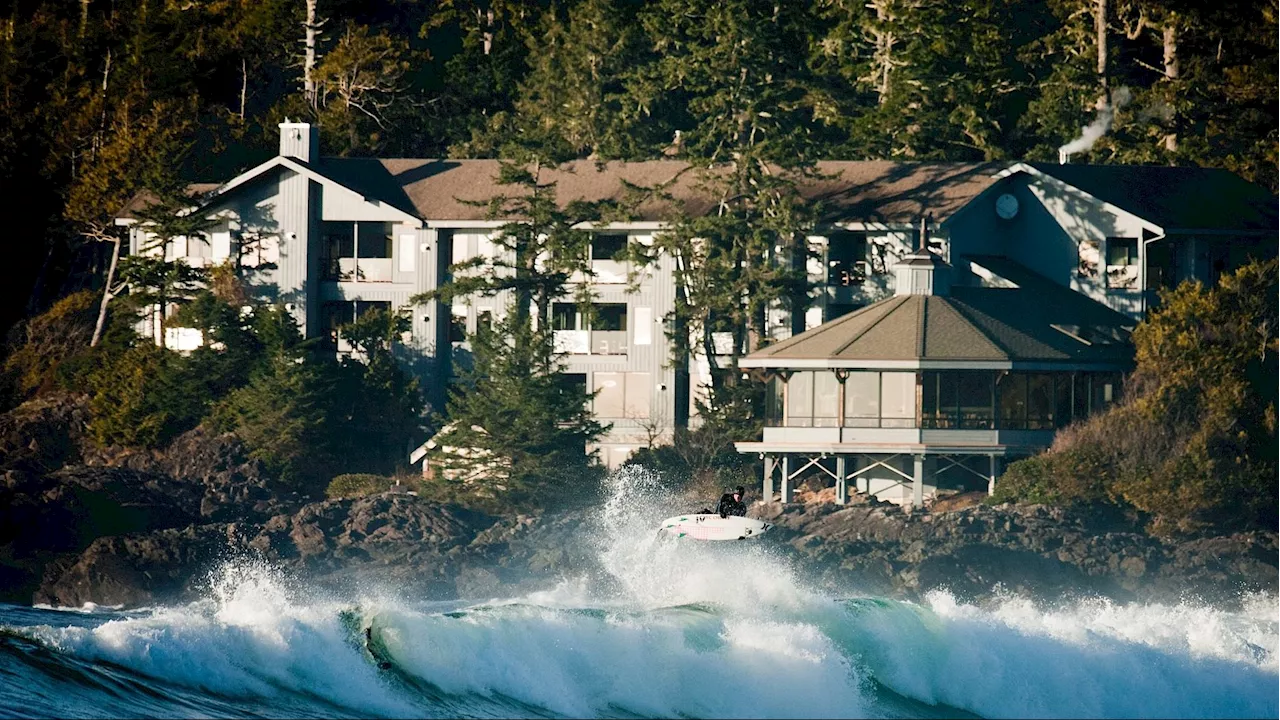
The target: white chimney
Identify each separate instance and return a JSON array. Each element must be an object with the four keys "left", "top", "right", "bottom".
[{"left": 279, "top": 120, "right": 318, "bottom": 162}]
